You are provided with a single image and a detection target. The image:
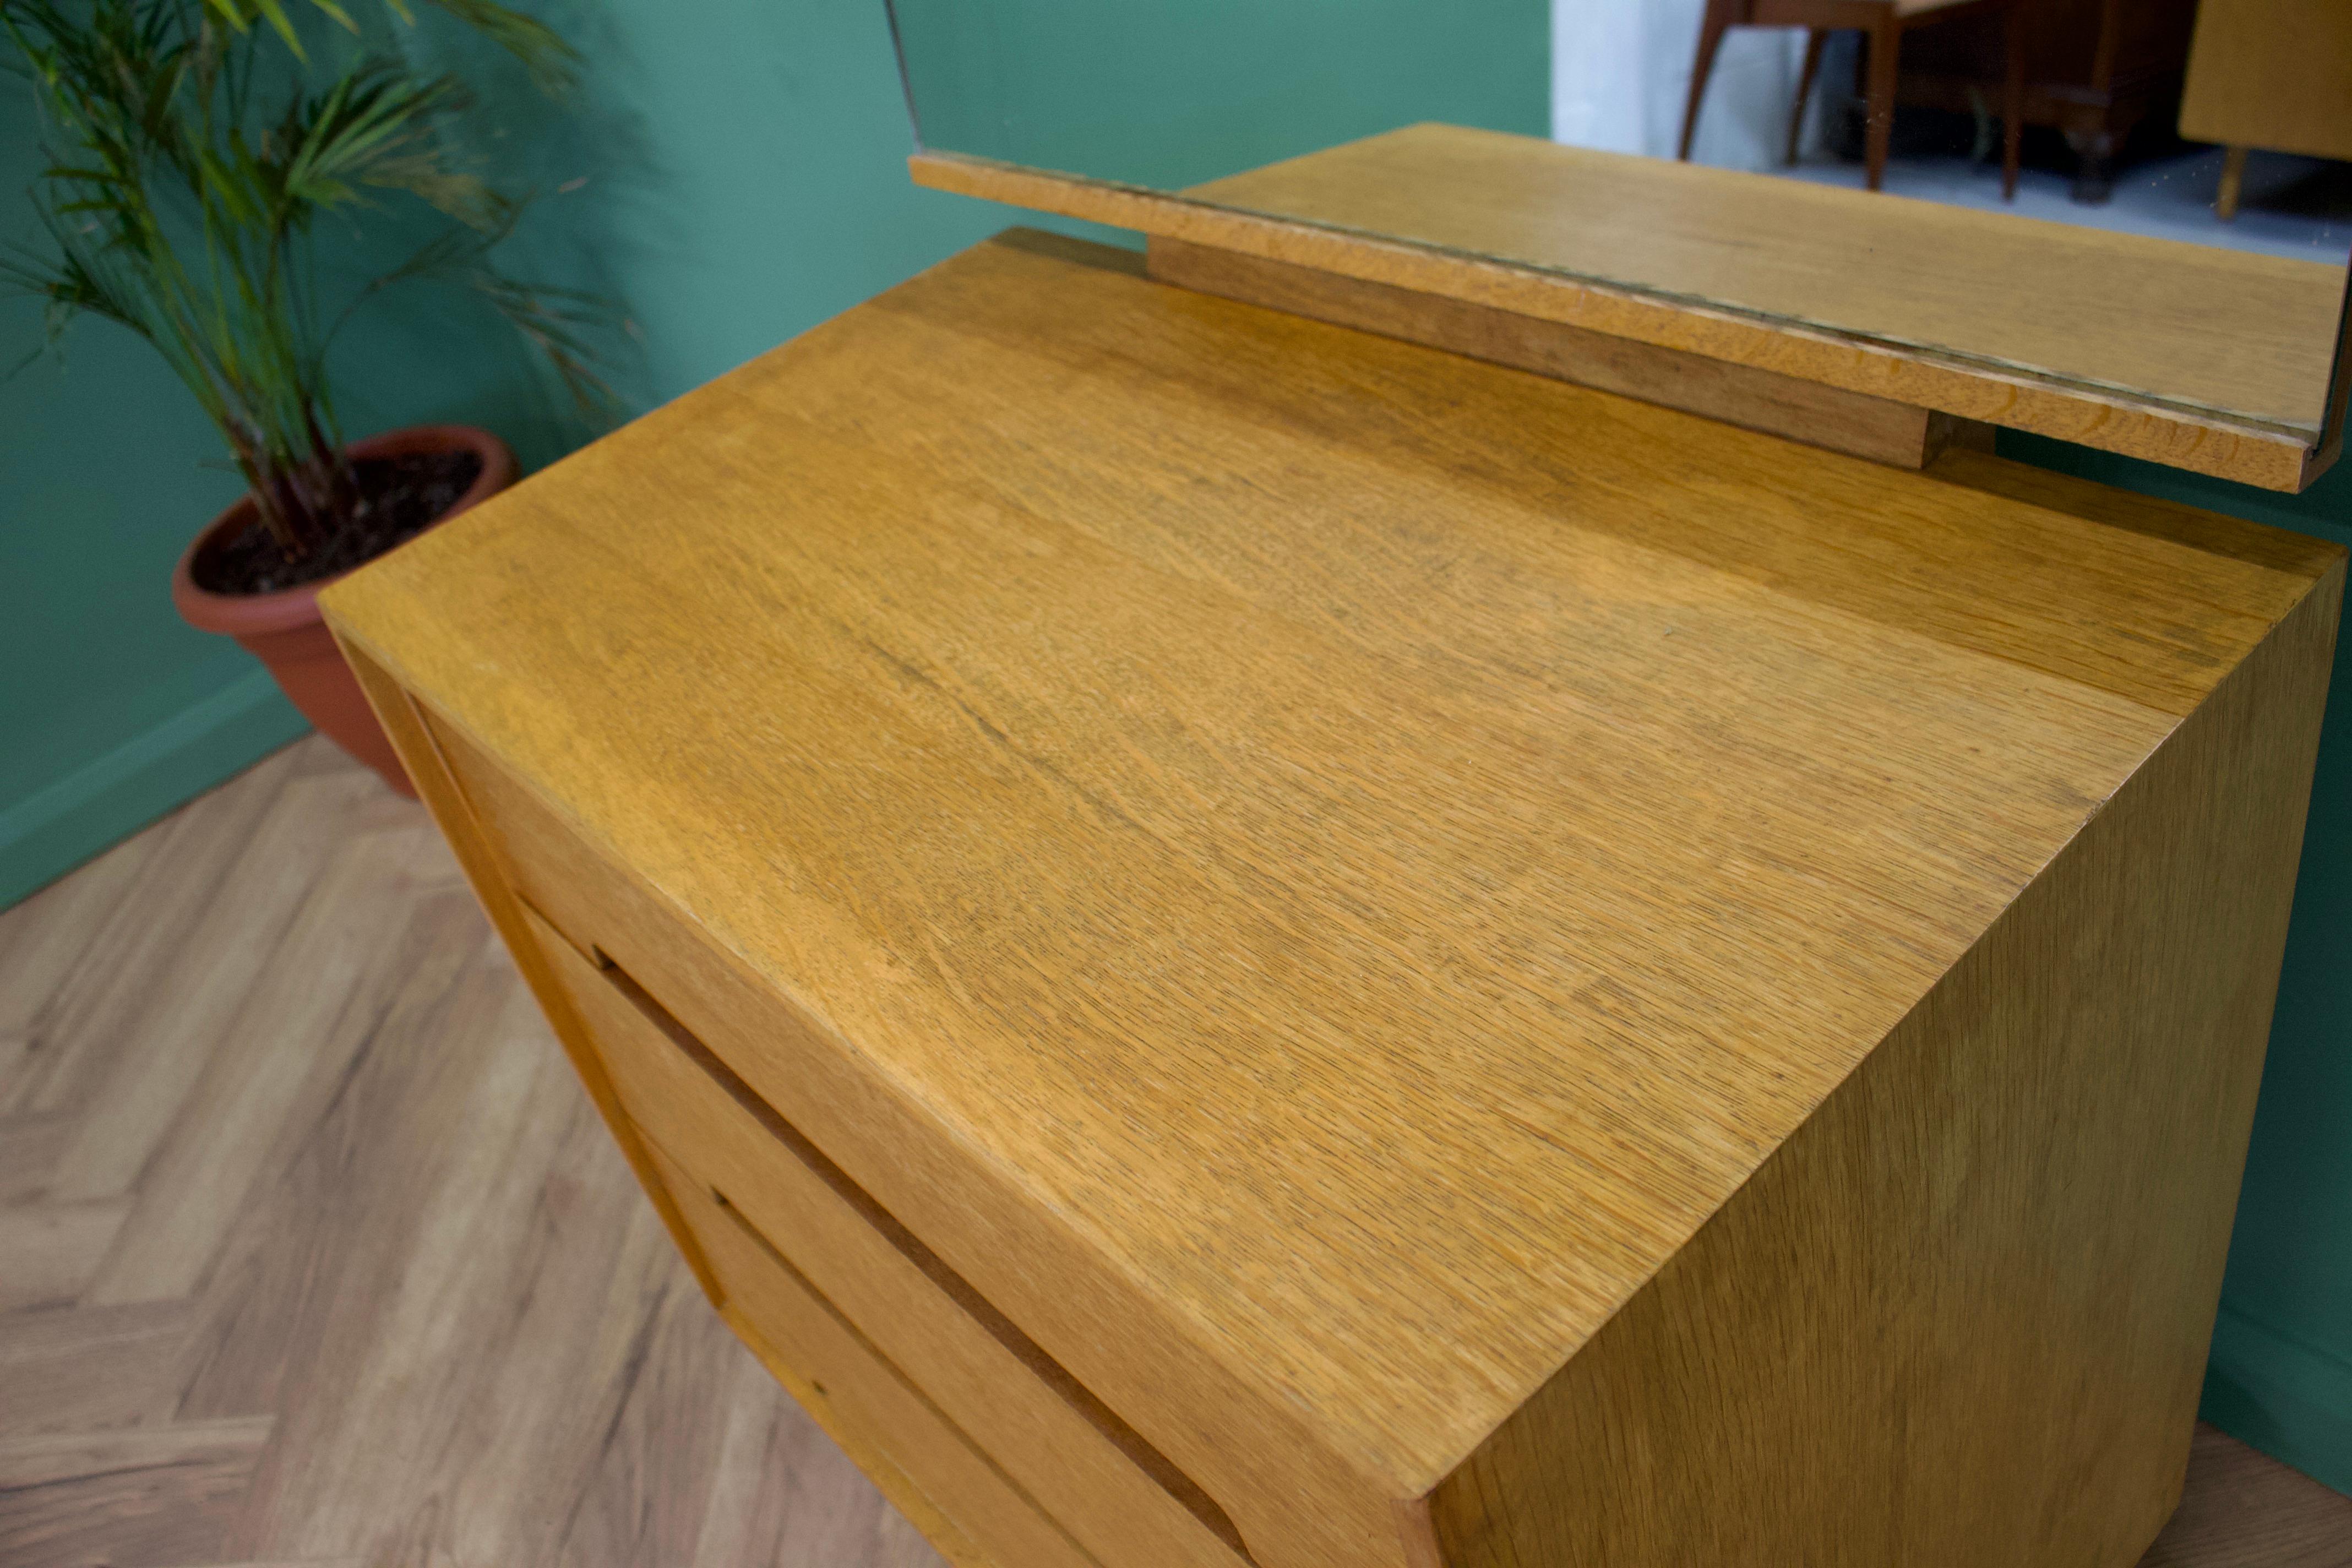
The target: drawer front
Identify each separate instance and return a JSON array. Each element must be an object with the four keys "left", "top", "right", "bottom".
[
  {"left": 639, "top": 1140, "right": 1085, "bottom": 1568},
  {"left": 525, "top": 903, "right": 1251, "bottom": 1568}
]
